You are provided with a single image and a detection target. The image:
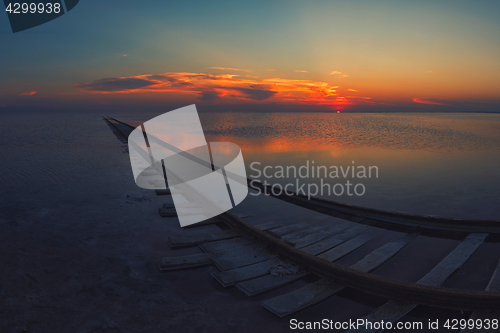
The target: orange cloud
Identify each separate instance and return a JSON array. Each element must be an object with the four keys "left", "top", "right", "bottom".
[
  {"left": 330, "top": 71, "right": 349, "bottom": 79},
  {"left": 208, "top": 67, "right": 250, "bottom": 72},
  {"left": 294, "top": 70, "right": 308, "bottom": 73},
  {"left": 412, "top": 98, "right": 449, "bottom": 105},
  {"left": 75, "top": 71, "right": 364, "bottom": 107},
  {"left": 347, "top": 88, "right": 358, "bottom": 92},
  {"left": 19, "top": 91, "right": 36, "bottom": 96}
]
